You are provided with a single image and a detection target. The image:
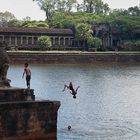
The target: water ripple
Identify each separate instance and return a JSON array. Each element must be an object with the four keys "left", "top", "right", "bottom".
[{"left": 58, "top": 119, "right": 138, "bottom": 140}]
